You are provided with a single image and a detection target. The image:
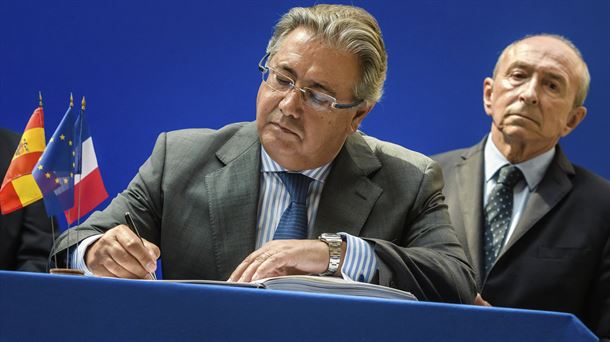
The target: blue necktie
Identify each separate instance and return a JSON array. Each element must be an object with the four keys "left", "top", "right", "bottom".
[
  {"left": 483, "top": 165, "right": 524, "bottom": 274},
  {"left": 273, "top": 172, "right": 313, "bottom": 240}
]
